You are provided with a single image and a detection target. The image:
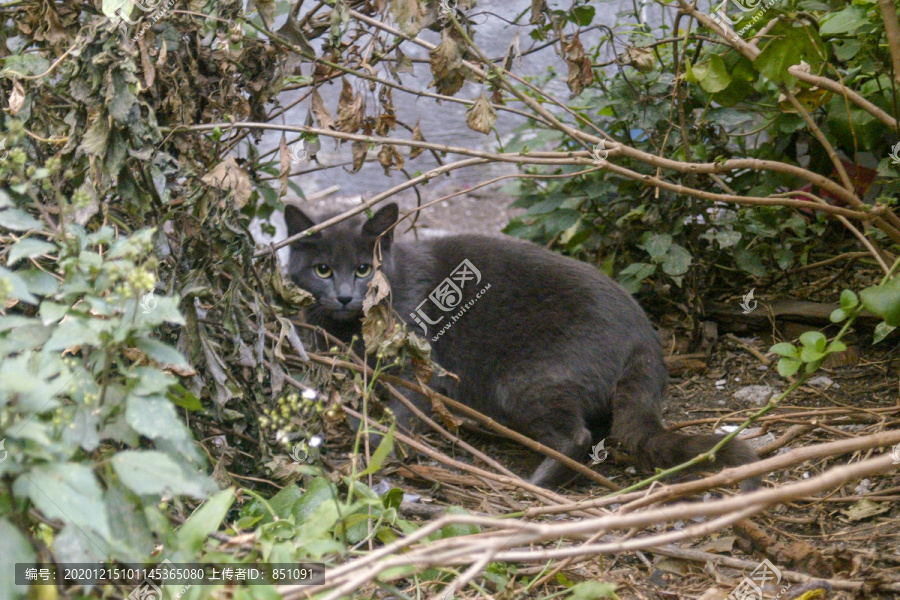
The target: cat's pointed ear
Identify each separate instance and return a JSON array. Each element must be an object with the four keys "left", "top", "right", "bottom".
[
  {"left": 362, "top": 203, "right": 399, "bottom": 241},
  {"left": 285, "top": 205, "right": 316, "bottom": 238}
]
